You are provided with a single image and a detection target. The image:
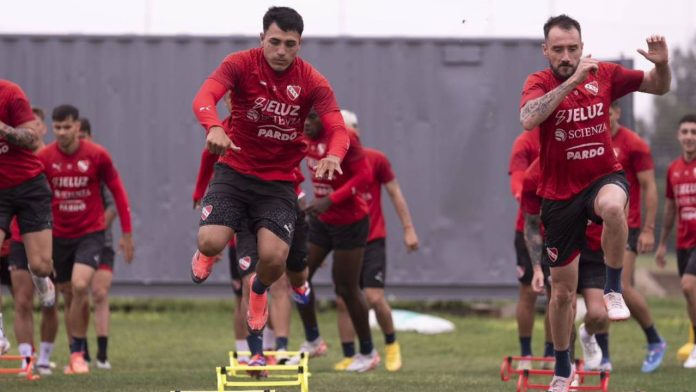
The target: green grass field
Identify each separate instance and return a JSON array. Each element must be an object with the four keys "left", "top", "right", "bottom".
[{"left": 0, "top": 296, "right": 693, "bottom": 391}]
